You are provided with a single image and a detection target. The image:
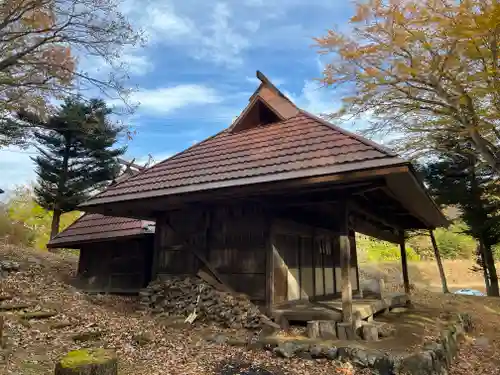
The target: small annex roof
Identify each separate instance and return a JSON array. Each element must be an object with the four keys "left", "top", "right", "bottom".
[
  {"left": 48, "top": 162, "right": 154, "bottom": 249},
  {"left": 79, "top": 71, "right": 447, "bottom": 230},
  {"left": 47, "top": 213, "right": 155, "bottom": 248}
]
